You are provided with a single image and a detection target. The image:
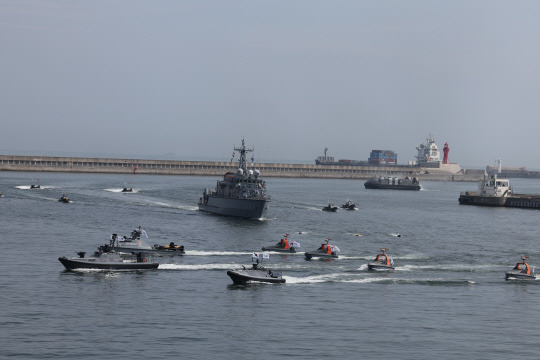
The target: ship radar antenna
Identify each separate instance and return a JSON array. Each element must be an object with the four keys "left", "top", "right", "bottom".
[{"left": 234, "top": 138, "right": 254, "bottom": 173}]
